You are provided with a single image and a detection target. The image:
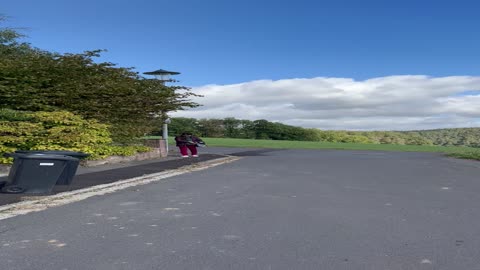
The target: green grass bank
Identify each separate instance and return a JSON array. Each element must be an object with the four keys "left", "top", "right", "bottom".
[{"left": 144, "top": 137, "right": 480, "bottom": 161}]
